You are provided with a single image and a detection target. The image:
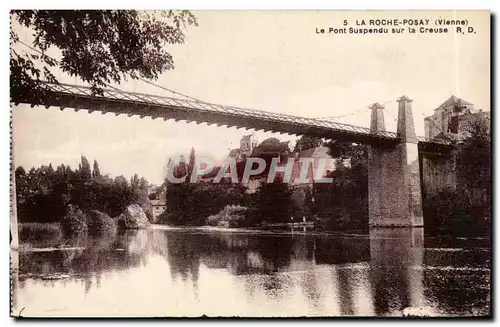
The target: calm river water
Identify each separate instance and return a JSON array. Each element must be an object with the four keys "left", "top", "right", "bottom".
[{"left": 14, "top": 226, "right": 490, "bottom": 317}]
